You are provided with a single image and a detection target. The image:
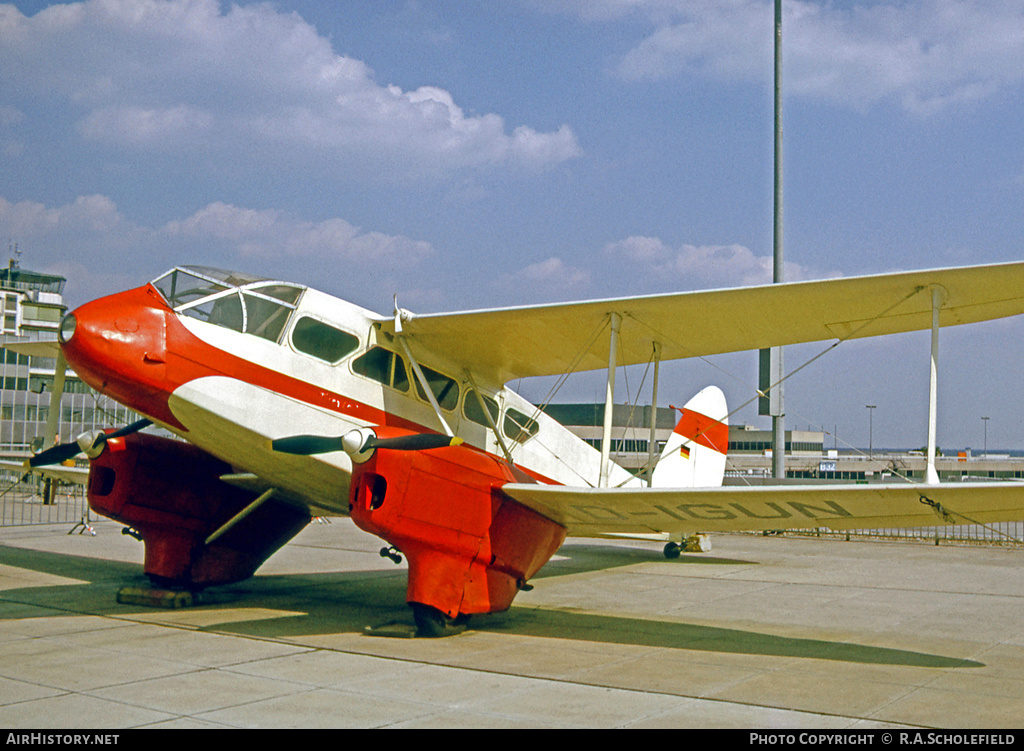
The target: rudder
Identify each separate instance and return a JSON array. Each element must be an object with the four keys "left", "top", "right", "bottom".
[{"left": 651, "top": 386, "right": 728, "bottom": 488}]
